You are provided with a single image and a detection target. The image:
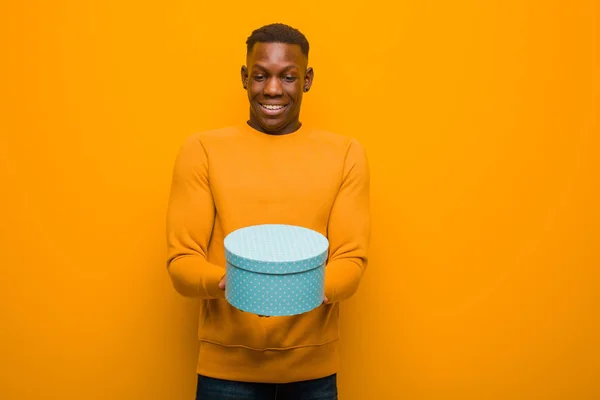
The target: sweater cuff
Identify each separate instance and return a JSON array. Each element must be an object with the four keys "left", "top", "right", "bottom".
[
  {"left": 168, "top": 256, "right": 226, "bottom": 299},
  {"left": 323, "top": 260, "right": 364, "bottom": 303},
  {"left": 203, "top": 267, "right": 226, "bottom": 299}
]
